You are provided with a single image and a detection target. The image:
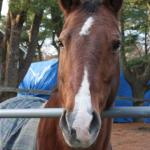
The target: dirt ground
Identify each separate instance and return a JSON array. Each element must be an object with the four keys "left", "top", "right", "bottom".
[{"left": 111, "top": 123, "right": 150, "bottom": 150}]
